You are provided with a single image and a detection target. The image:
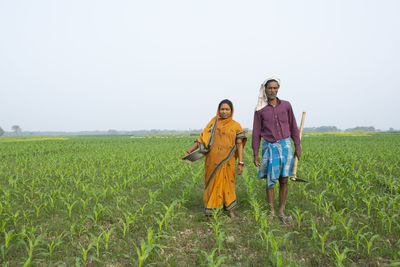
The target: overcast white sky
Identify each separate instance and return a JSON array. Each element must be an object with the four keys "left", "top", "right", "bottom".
[{"left": 1, "top": 0, "right": 399, "bottom": 132}]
